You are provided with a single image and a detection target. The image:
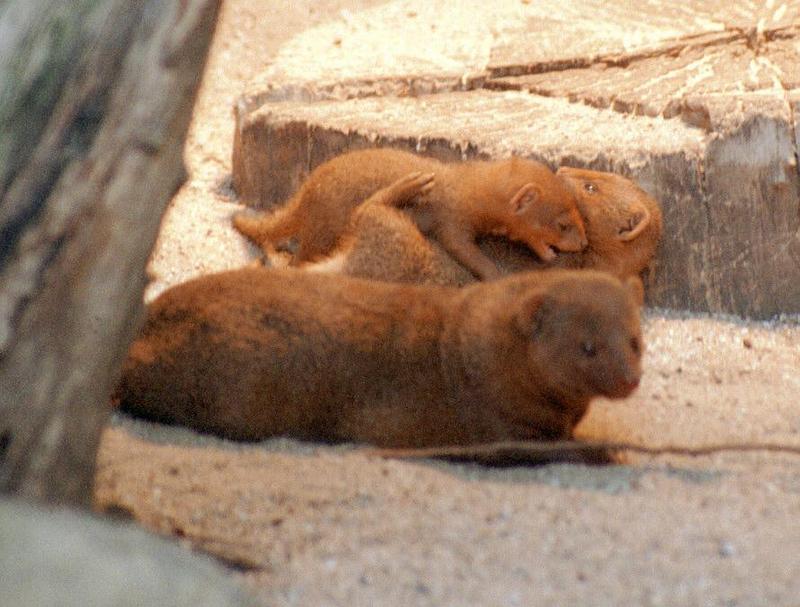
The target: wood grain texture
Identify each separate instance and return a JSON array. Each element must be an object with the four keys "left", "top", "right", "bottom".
[{"left": 0, "top": 0, "right": 221, "bottom": 505}]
